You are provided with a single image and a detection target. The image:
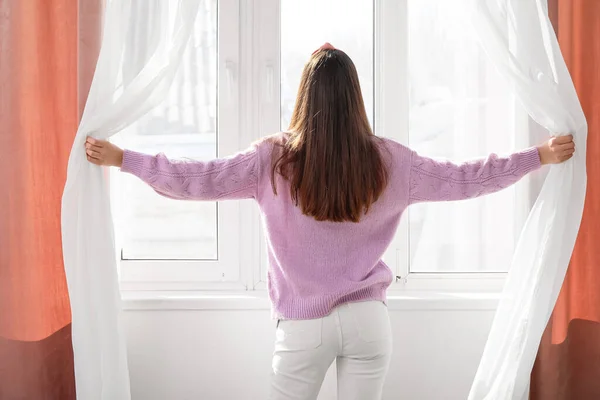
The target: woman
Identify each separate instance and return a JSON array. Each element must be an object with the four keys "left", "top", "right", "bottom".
[{"left": 85, "top": 43, "right": 574, "bottom": 400}]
